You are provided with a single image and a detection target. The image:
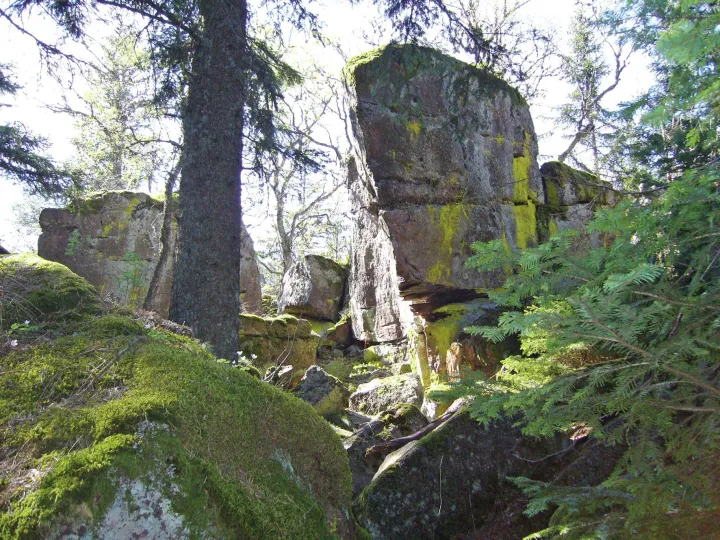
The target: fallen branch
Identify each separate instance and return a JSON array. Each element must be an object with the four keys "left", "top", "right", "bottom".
[
  {"left": 365, "top": 399, "right": 466, "bottom": 457},
  {"left": 69, "top": 337, "right": 146, "bottom": 402}
]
